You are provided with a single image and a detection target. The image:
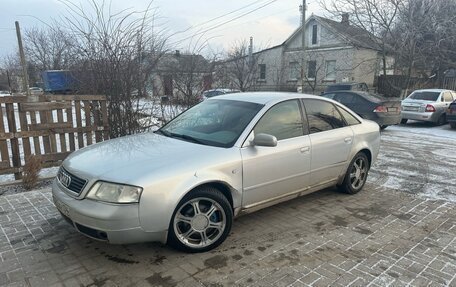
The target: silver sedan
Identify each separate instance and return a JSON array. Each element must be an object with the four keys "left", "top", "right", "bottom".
[
  {"left": 401, "top": 89, "right": 456, "bottom": 125},
  {"left": 52, "top": 92, "right": 380, "bottom": 252}
]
